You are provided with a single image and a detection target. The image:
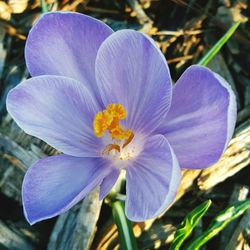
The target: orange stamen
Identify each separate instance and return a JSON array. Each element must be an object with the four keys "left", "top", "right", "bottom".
[{"left": 93, "top": 104, "right": 133, "bottom": 142}]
